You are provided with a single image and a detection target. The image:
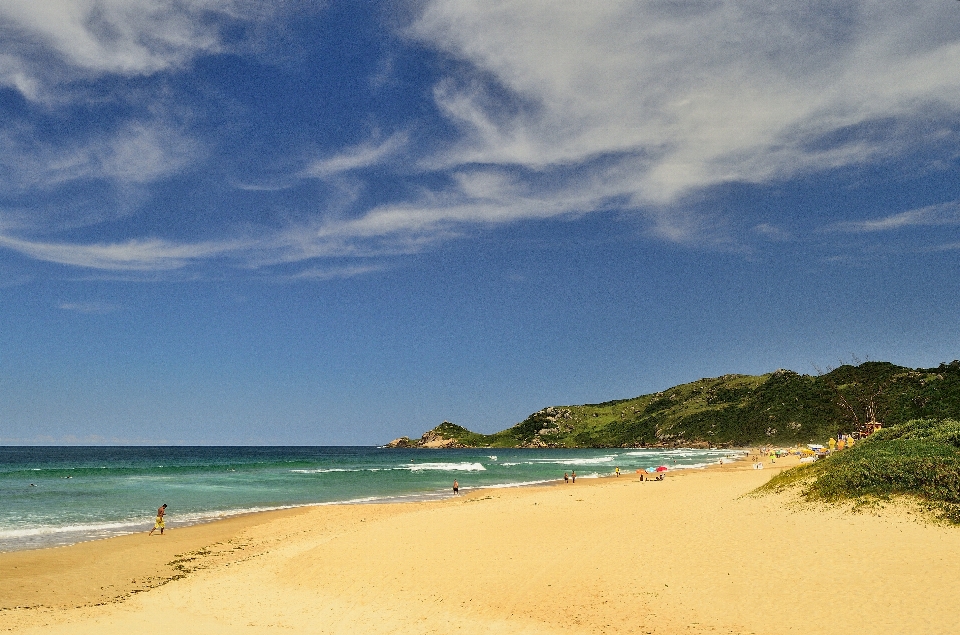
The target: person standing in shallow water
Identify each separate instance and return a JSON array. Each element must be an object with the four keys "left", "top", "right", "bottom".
[
  {"left": 453, "top": 480, "right": 459, "bottom": 496},
  {"left": 148, "top": 503, "right": 167, "bottom": 536}
]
